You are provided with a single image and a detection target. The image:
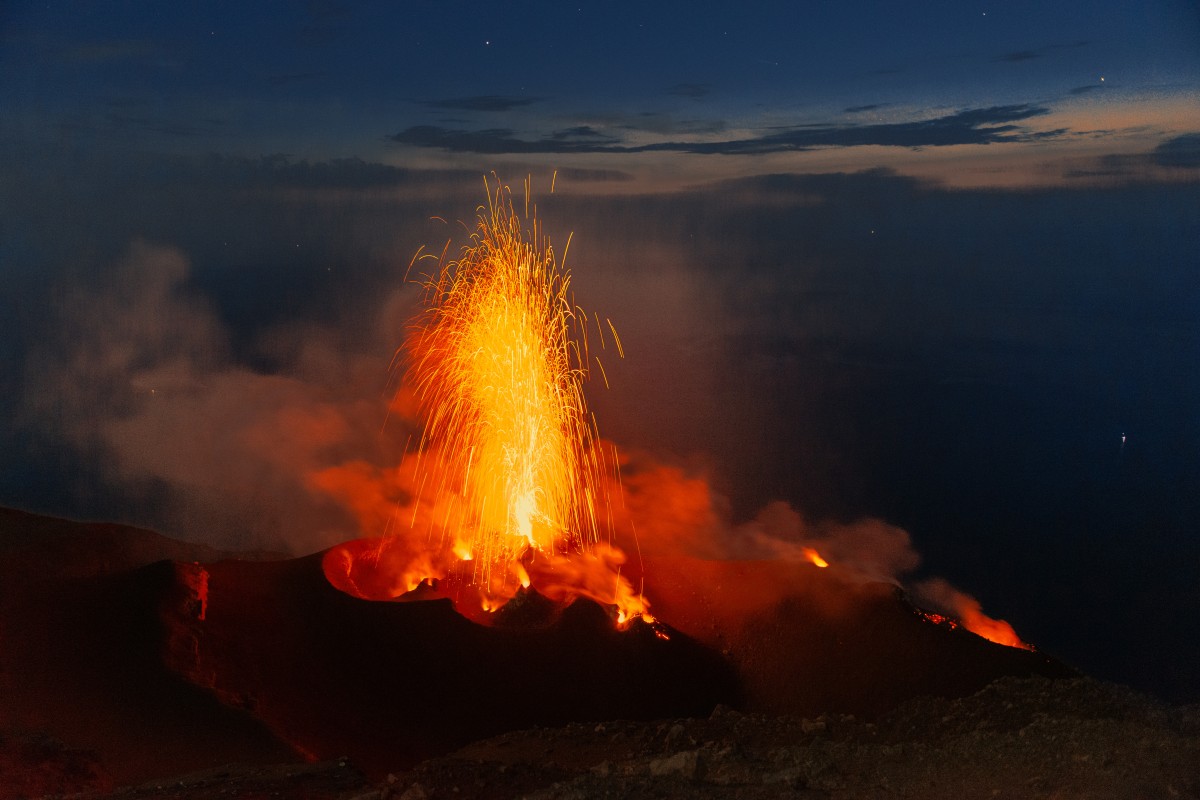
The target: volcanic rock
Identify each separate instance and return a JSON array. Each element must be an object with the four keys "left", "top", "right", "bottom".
[
  {"left": 0, "top": 508, "right": 297, "bottom": 790},
  {"left": 170, "top": 552, "right": 737, "bottom": 775},
  {"left": 0, "top": 507, "right": 734, "bottom": 787},
  {"left": 1, "top": 506, "right": 1087, "bottom": 794}
]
